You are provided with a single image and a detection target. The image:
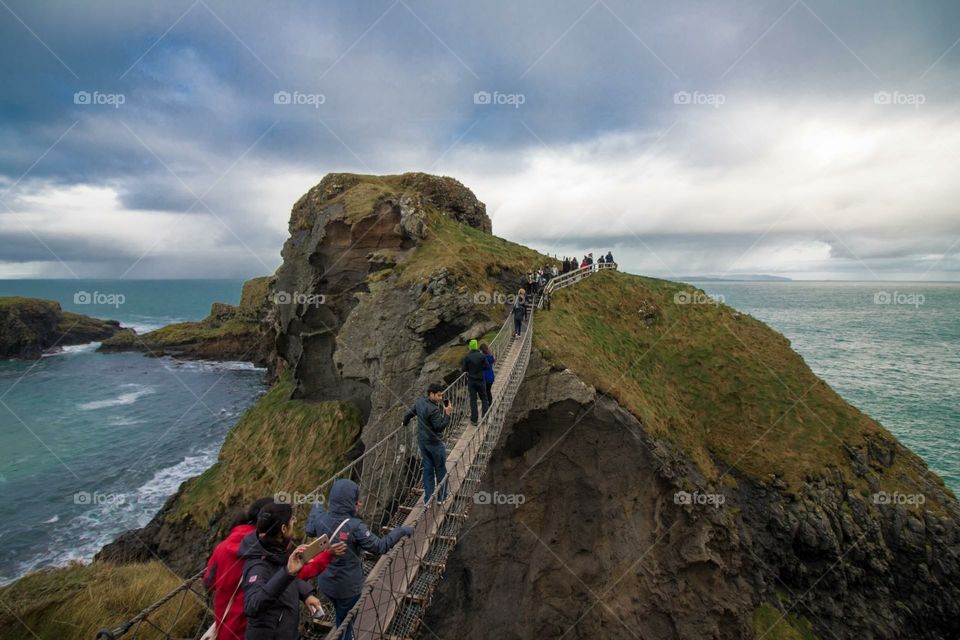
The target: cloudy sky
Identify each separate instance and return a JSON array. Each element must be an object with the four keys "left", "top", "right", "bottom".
[{"left": 1, "top": 0, "right": 958, "bottom": 280}]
